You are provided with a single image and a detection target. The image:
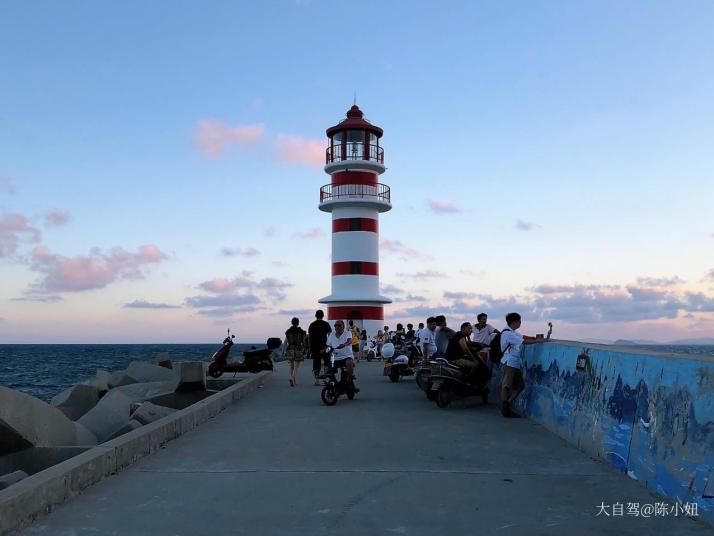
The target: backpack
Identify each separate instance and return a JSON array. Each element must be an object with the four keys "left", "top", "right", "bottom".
[{"left": 488, "top": 328, "right": 511, "bottom": 364}]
